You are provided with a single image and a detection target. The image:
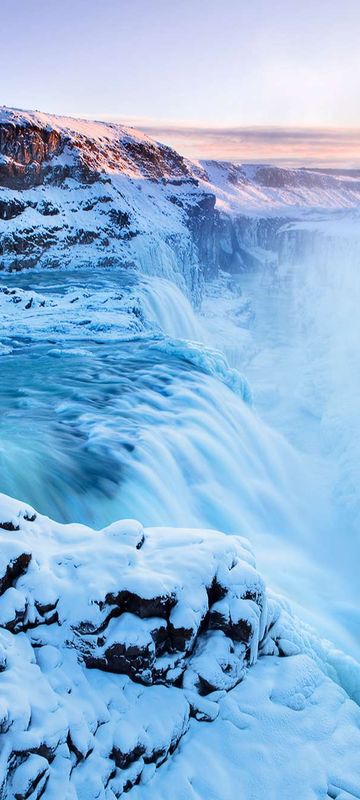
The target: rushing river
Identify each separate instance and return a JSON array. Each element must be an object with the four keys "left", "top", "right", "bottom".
[{"left": 0, "top": 264, "right": 359, "bottom": 662}]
